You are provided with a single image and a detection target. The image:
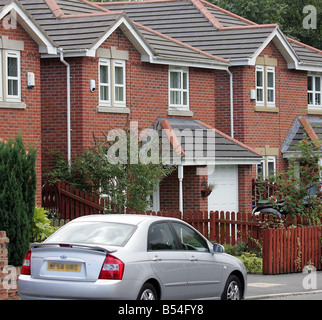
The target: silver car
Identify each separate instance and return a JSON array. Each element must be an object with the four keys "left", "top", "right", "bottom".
[{"left": 18, "top": 214, "right": 247, "bottom": 300}]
